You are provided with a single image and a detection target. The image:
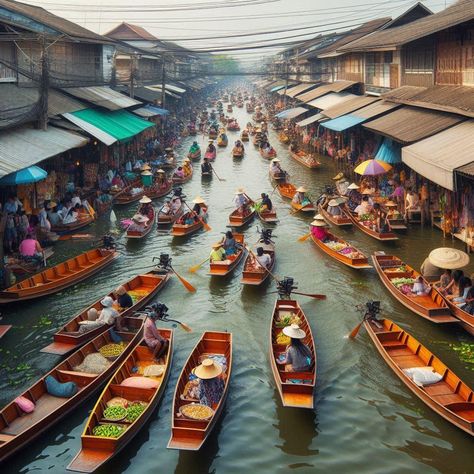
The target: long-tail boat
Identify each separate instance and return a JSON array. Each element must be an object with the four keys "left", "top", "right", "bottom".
[
  {"left": 443, "top": 298, "right": 474, "bottom": 336},
  {"left": 269, "top": 299, "right": 316, "bottom": 408},
  {"left": 204, "top": 150, "right": 216, "bottom": 161},
  {"left": 241, "top": 240, "right": 275, "bottom": 285},
  {"left": 217, "top": 135, "right": 228, "bottom": 147},
  {"left": 172, "top": 166, "right": 193, "bottom": 185},
  {"left": 269, "top": 168, "right": 287, "bottom": 183},
  {"left": 364, "top": 317, "right": 474, "bottom": 436},
  {"left": 260, "top": 148, "right": 277, "bottom": 160},
  {"left": 372, "top": 253, "right": 458, "bottom": 324},
  {"left": 209, "top": 234, "right": 245, "bottom": 276},
  {"left": 229, "top": 207, "right": 255, "bottom": 228},
  {"left": 126, "top": 208, "right": 155, "bottom": 240},
  {"left": 344, "top": 208, "right": 398, "bottom": 241},
  {"left": 0, "top": 322, "right": 145, "bottom": 464},
  {"left": 318, "top": 202, "right": 352, "bottom": 227},
  {"left": 67, "top": 330, "right": 173, "bottom": 472},
  {"left": 168, "top": 331, "right": 232, "bottom": 450},
  {"left": 0, "top": 248, "right": 118, "bottom": 304},
  {"left": 41, "top": 272, "right": 170, "bottom": 355},
  {"left": 232, "top": 146, "right": 244, "bottom": 158},
  {"left": 188, "top": 150, "right": 201, "bottom": 161},
  {"left": 257, "top": 208, "right": 278, "bottom": 224},
  {"left": 277, "top": 182, "right": 297, "bottom": 200},
  {"left": 157, "top": 205, "right": 183, "bottom": 227},
  {"left": 146, "top": 181, "right": 173, "bottom": 200},
  {"left": 51, "top": 213, "right": 94, "bottom": 235},
  {"left": 241, "top": 130, "right": 249, "bottom": 142},
  {"left": 113, "top": 186, "right": 145, "bottom": 206},
  {"left": 171, "top": 207, "right": 208, "bottom": 237},
  {"left": 289, "top": 149, "right": 320, "bottom": 169},
  {"left": 310, "top": 230, "right": 371, "bottom": 269}
]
